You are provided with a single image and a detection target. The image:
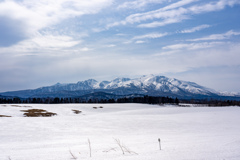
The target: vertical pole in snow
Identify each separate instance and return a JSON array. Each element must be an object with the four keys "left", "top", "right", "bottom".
[
  {"left": 88, "top": 138, "right": 92, "bottom": 157},
  {"left": 158, "top": 138, "right": 161, "bottom": 150}
]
